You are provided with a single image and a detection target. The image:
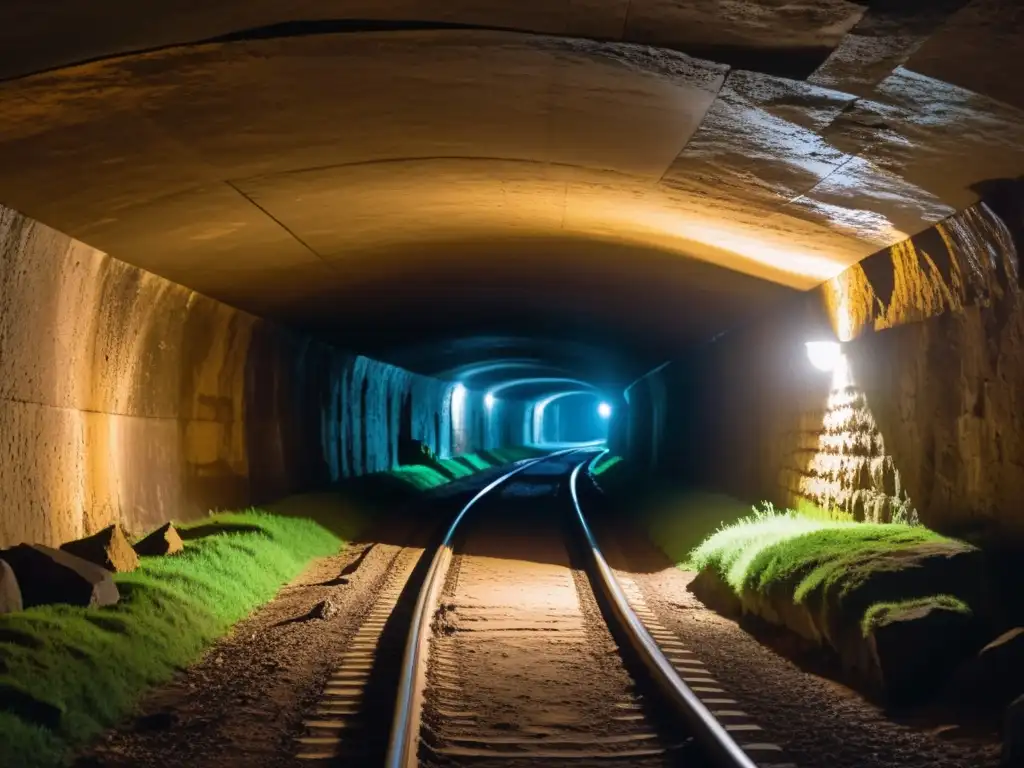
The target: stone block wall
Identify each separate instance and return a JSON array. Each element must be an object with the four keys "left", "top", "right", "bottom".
[
  {"left": 625, "top": 188, "right": 1024, "bottom": 544},
  {"left": 0, "top": 205, "right": 491, "bottom": 548}
]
